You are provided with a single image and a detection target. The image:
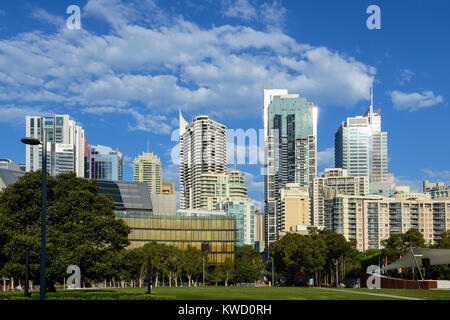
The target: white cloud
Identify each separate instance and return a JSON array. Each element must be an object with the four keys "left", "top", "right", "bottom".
[
  {"left": 422, "top": 168, "right": 450, "bottom": 184},
  {"left": 30, "top": 8, "right": 65, "bottom": 27},
  {"left": 317, "top": 147, "right": 334, "bottom": 168},
  {"left": 163, "top": 163, "right": 180, "bottom": 186},
  {"left": 222, "top": 0, "right": 257, "bottom": 21},
  {"left": 123, "top": 155, "right": 133, "bottom": 168},
  {"left": 393, "top": 176, "right": 422, "bottom": 193},
  {"left": 389, "top": 90, "right": 443, "bottom": 112},
  {"left": 252, "top": 199, "right": 264, "bottom": 211},
  {"left": 82, "top": 106, "right": 172, "bottom": 134},
  {"left": 399, "top": 69, "right": 414, "bottom": 85},
  {"left": 260, "top": 0, "right": 286, "bottom": 30},
  {"left": 0, "top": 105, "right": 52, "bottom": 125},
  {"left": 0, "top": 0, "right": 376, "bottom": 132},
  {"left": 245, "top": 171, "right": 264, "bottom": 193}
]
